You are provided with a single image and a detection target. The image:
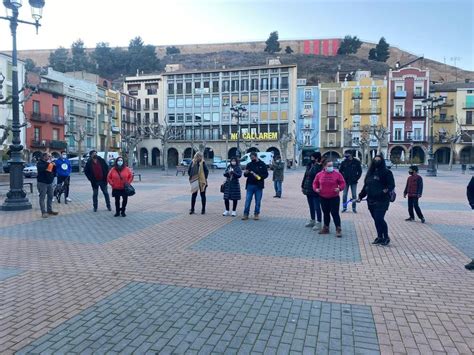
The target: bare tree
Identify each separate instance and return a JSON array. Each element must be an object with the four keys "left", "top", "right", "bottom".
[
  {"left": 370, "top": 124, "right": 390, "bottom": 156},
  {"left": 68, "top": 124, "right": 87, "bottom": 174},
  {"left": 278, "top": 133, "right": 293, "bottom": 164},
  {"left": 435, "top": 116, "right": 467, "bottom": 170}
]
